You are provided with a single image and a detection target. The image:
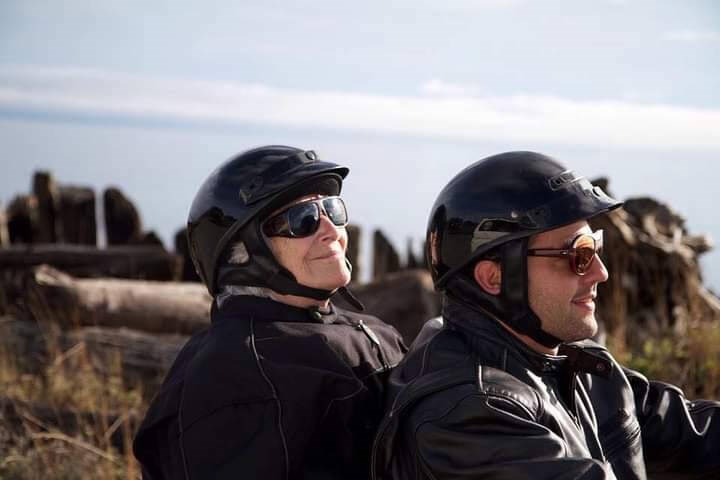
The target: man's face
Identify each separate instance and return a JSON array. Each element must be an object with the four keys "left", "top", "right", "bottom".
[
  {"left": 527, "top": 220, "right": 609, "bottom": 343},
  {"left": 266, "top": 194, "right": 351, "bottom": 292}
]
